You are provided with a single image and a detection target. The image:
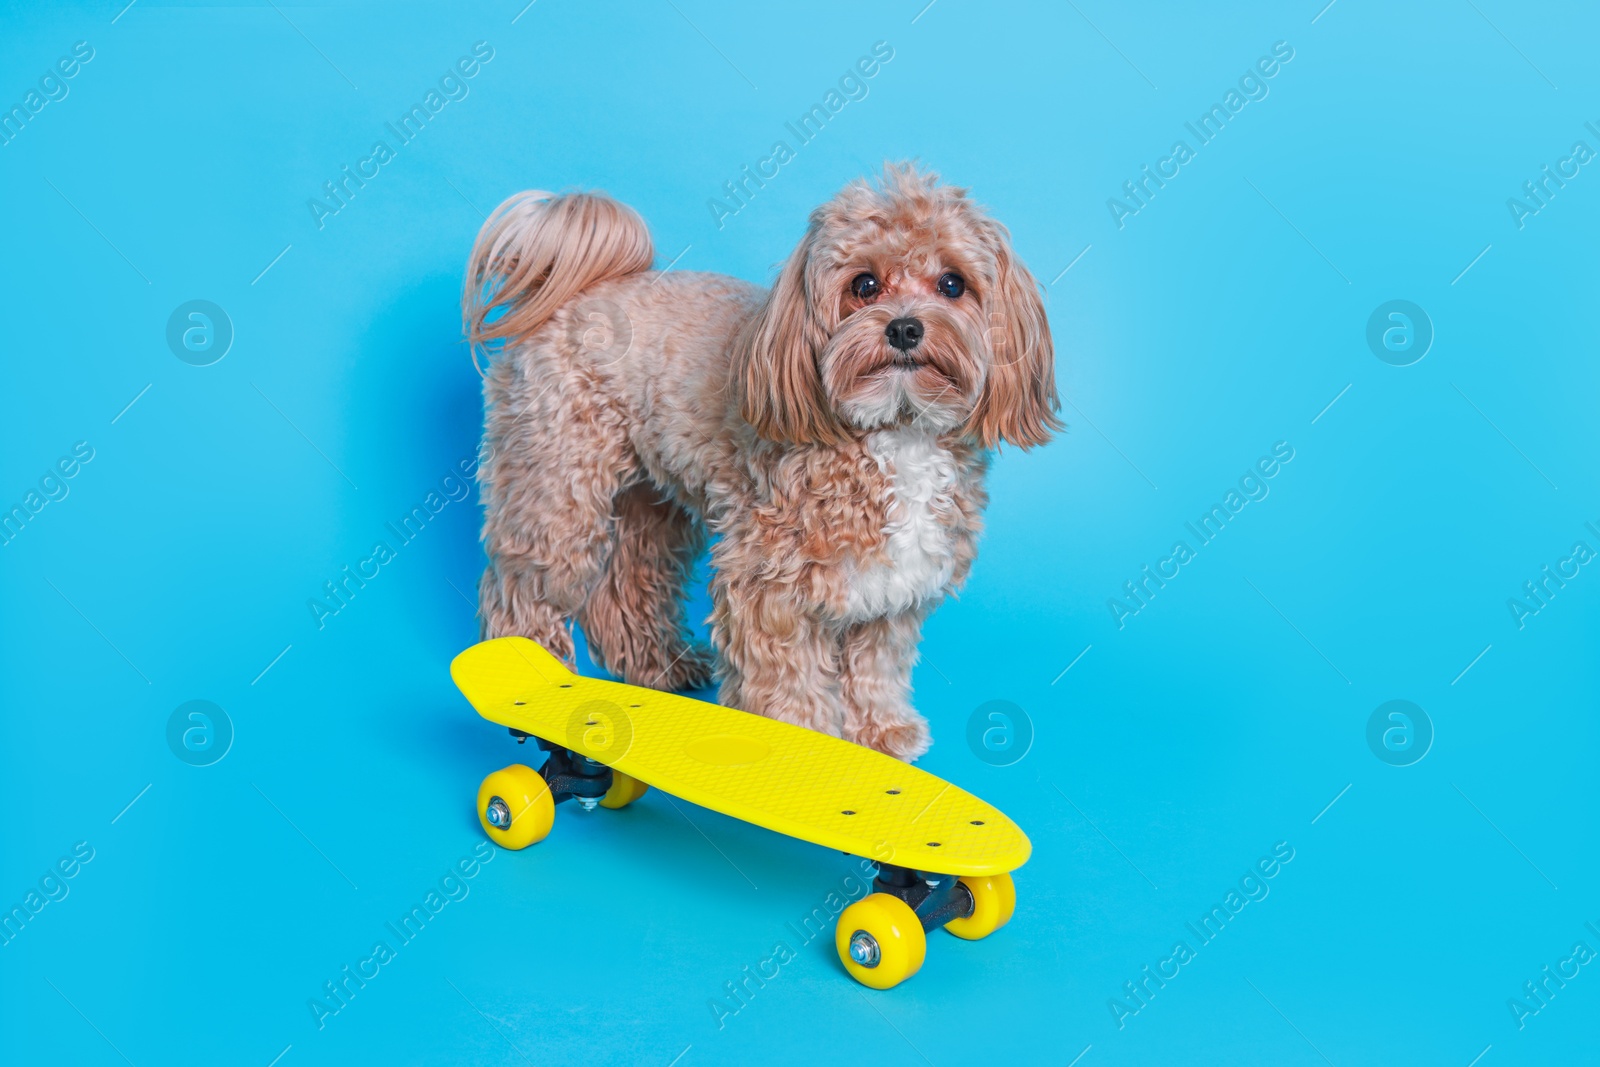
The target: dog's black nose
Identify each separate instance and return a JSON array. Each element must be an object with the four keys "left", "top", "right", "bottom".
[{"left": 885, "top": 317, "right": 923, "bottom": 351}]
